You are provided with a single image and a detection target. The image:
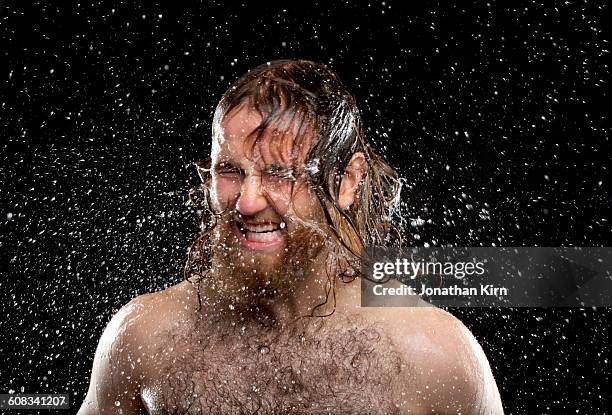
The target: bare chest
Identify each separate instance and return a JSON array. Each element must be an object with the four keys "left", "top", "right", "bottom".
[{"left": 141, "top": 317, "right": 409, "bottom": 415}]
